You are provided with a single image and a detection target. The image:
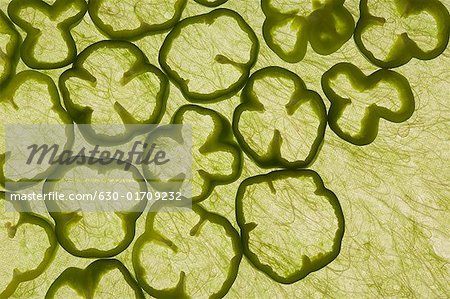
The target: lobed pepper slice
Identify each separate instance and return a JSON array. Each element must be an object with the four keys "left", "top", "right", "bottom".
[
  {"left": 0, "top": 10, "right": 21, "bottom": 88},
  {"left": 143, "top": 104, "right": 243, "bottom": 203},
  {"left": 159, "top": 8, "right": 259, "bottom": 103},
  {"left": 354, "top": 0, "right": 450, "bottom": 68},
  {"left": 0, "top": 71, "right": 73, "bottom": 190},
  {"left": 1, "top": 193, "right": 58, "bottom": 298},
  {"left": 8, "top": 0, "right": 87, "bottom": 69},
  {"left": 88, "top": 0, "right": 187, "bottom": 40},
  {"left": 45, "top": 259, "right": 144, "bottom": 298},
  {"left": 261, "top": 0, "right": 355, "bottom": 63},
  {"left": 235, "top": 170, "right": 344, "bottom": 284},
  {"left": 233, "top": 66, "right": 327, "bottom": 169},
  {"left": 132, "top": 203, "right": 242, "bottom": 298},
  {"left": 43, "top": 158, "right": 148, "bottom": 258},
  {"left": 59, "top": 40, "right": 169, "bottom": 144},
  {"left": 321, "top": 62, "right": 415, "bottom": 146}
]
